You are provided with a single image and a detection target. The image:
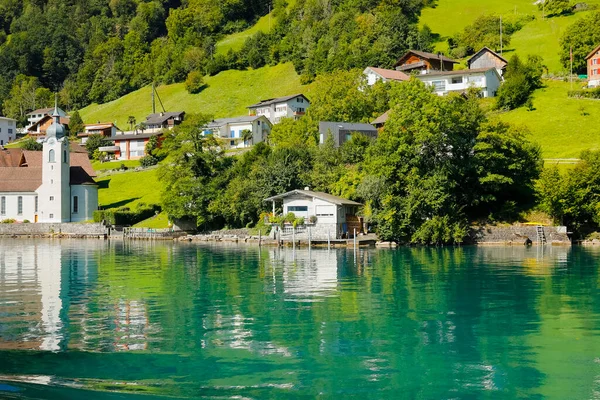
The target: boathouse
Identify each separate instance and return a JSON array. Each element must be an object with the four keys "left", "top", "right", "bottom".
[{"left": 265, "top": 189, "right": 362, "bottom": 239}]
